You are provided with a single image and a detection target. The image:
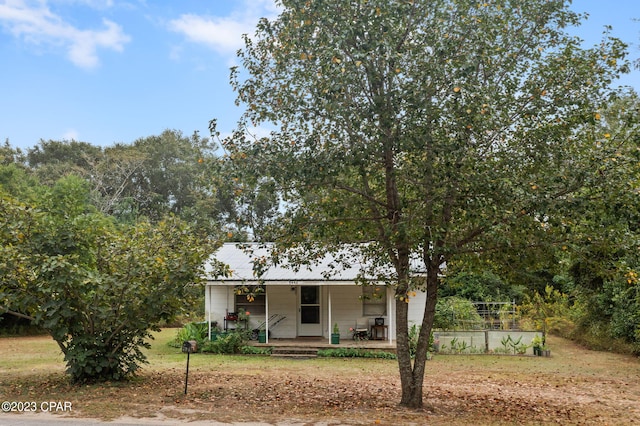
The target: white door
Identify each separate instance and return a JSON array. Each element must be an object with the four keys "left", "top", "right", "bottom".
[{"left": 298, "top": 286, "right": 322, "bottom": 336}]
